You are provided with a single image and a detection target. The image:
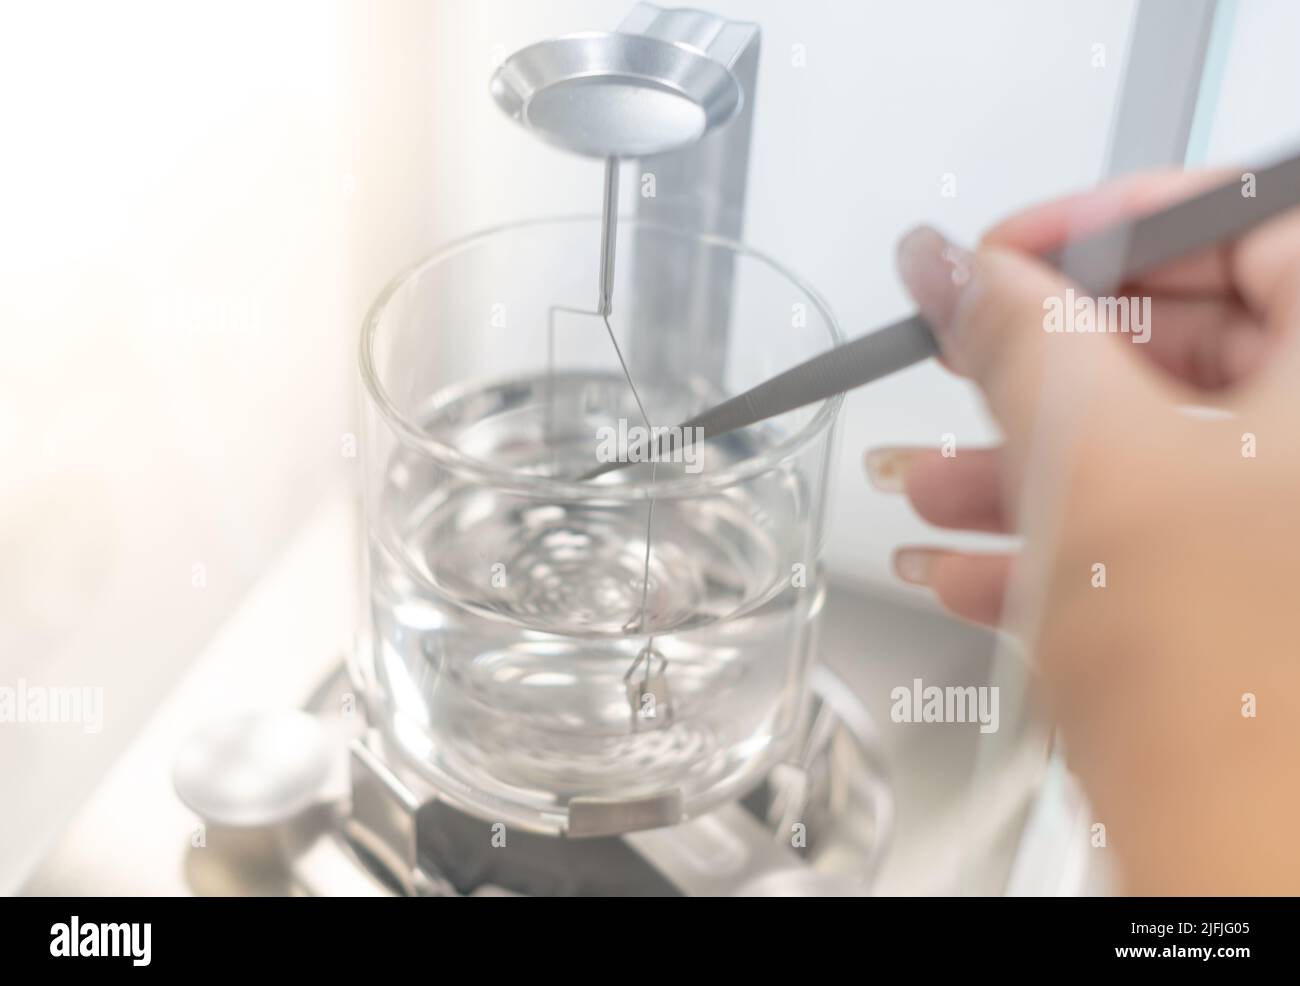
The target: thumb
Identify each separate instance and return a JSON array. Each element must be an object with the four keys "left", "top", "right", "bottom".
[{"left": 896, "top": 225, "right": 1154, "bottom": 450}]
